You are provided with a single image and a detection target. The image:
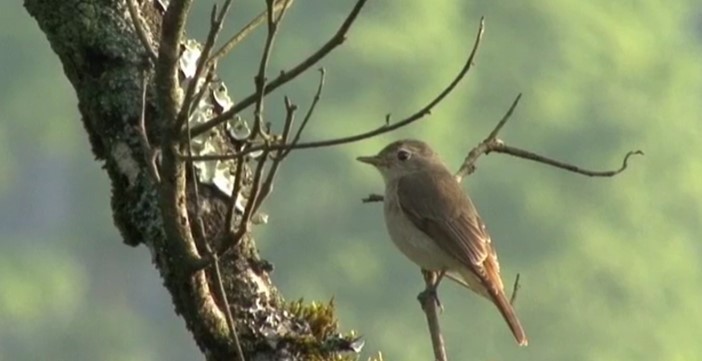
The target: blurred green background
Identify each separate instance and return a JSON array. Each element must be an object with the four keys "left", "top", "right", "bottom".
[{"left": 3, "top": 0, "right": 701, "bottom": 360}]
